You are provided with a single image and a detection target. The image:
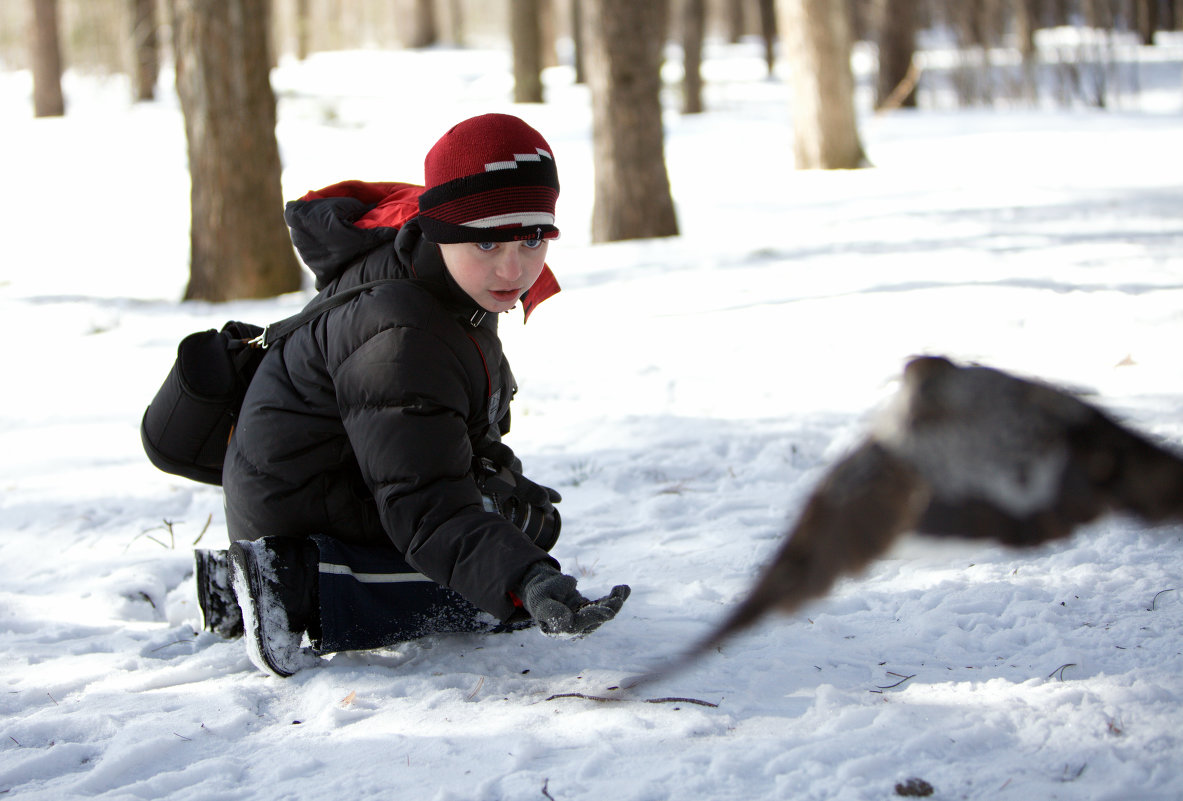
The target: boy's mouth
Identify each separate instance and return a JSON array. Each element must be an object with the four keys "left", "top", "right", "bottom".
[{"left": 489, "top": 289, "right": 520, "bottom": 302}]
